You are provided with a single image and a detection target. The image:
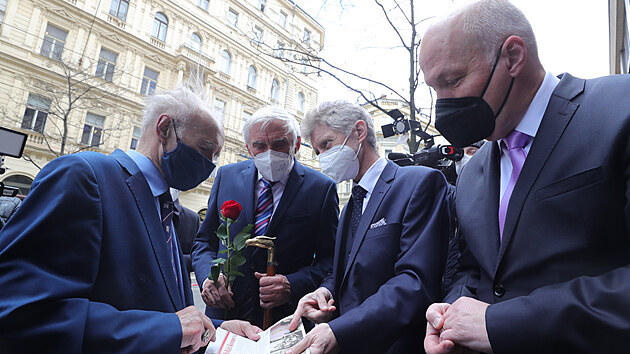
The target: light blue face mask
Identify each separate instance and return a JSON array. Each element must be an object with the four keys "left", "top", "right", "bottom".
[{"left": 161, "top": 123, "right": 216, "bottom": 191}]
